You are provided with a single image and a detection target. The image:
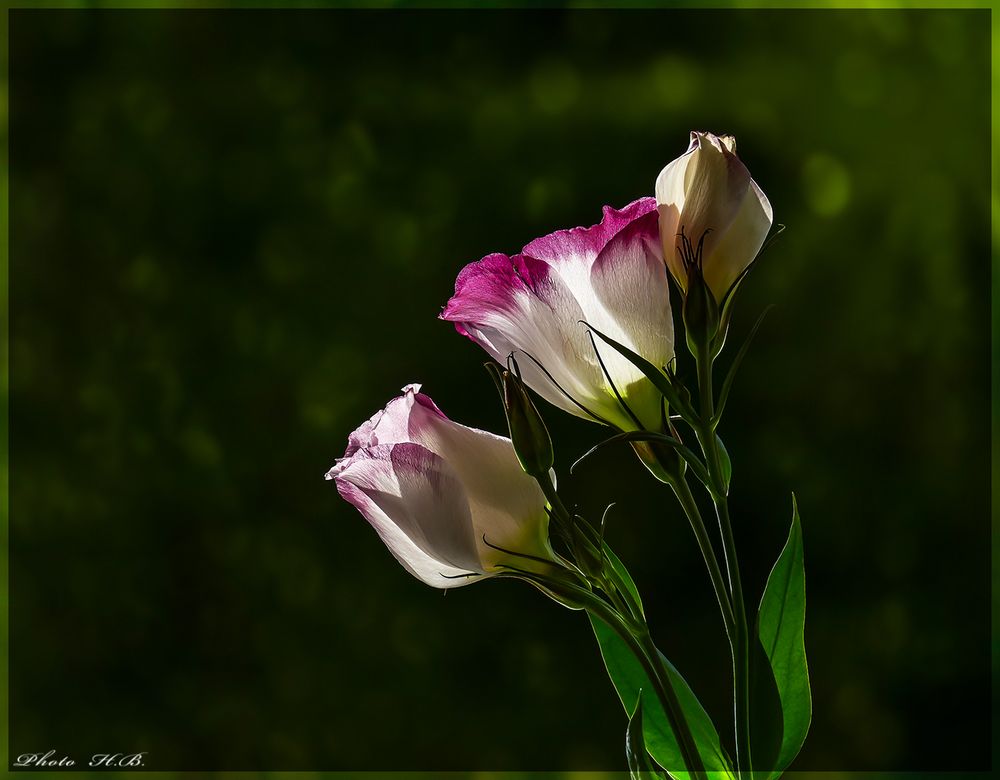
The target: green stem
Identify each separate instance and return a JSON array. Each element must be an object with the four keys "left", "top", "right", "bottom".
[
  {"left": 696, "top": 352, "right": 752, "bottom": 780},
  {"left": 716, "top": 496, "right": 750, "bottom": 780},
  {"left": 587, "top": 597, "right": 708, "bottom": 780},
  {"left": 671, "top": 474, "right": 736, "bottom": 641}
]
